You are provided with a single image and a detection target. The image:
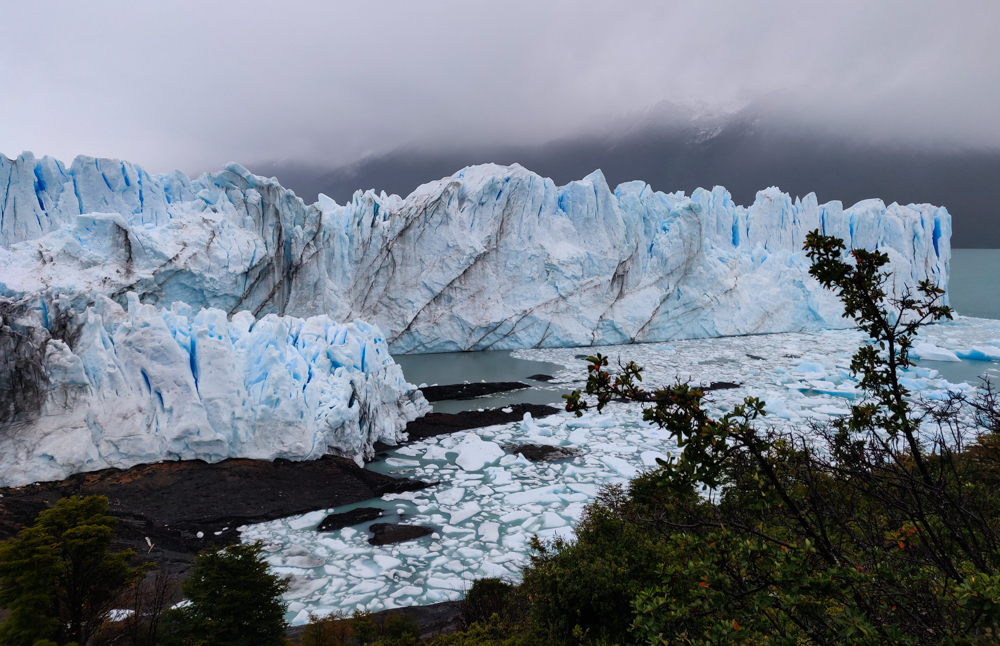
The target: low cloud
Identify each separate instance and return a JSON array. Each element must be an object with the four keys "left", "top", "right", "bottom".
[{"left": 1, "top": 0, "right": 997, "bottom": 174}]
